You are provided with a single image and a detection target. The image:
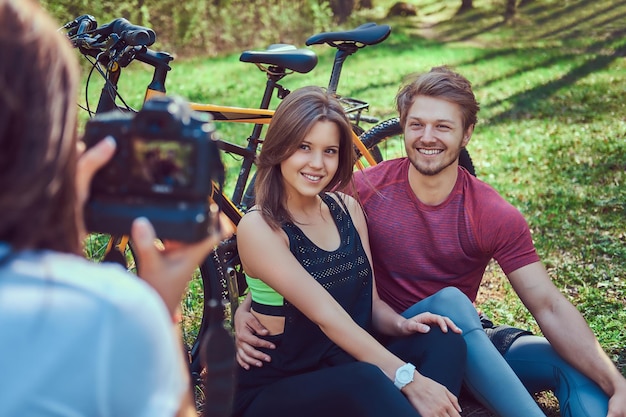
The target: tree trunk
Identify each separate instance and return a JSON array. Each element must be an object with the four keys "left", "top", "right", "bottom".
[
  {"left": 504, "top": 0, "right": 517, "bottom": 21},
  {"left": 457, "top": 0, "right": 473, "bottom": 15},
  {"left": 358, "top": 0, "right": 373, "bottom": 9},
  {"left": 329, "top": 0, "right": 355, "bottom": 23}
]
